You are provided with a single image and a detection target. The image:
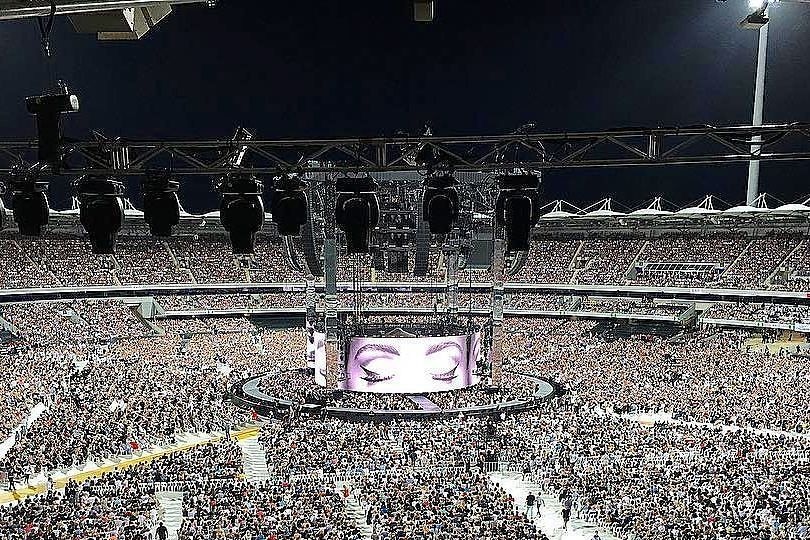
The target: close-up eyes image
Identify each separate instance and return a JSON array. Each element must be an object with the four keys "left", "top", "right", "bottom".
[{"left": 340, "top": 336, "right": 478, "bottom": 393}]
